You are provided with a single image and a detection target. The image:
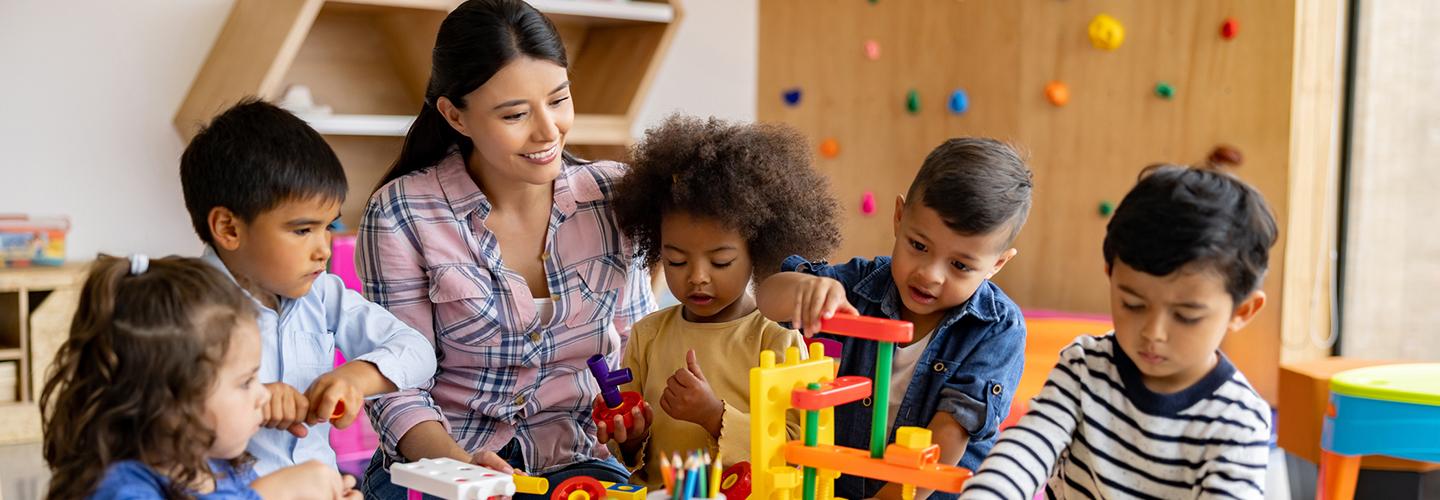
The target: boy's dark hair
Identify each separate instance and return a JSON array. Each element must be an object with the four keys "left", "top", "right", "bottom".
[
  {"left": 1103, "top": 164, "right": 1279, "bottom": 303},
  {"left": 612, "top": 114, "right": 842, "bottom": 279},
  {"left": 905, "top": 138, "right": 1033, "bottom": 246},
  {"left": 180, "top": 98, "right": 346, "bottom": 244}
]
